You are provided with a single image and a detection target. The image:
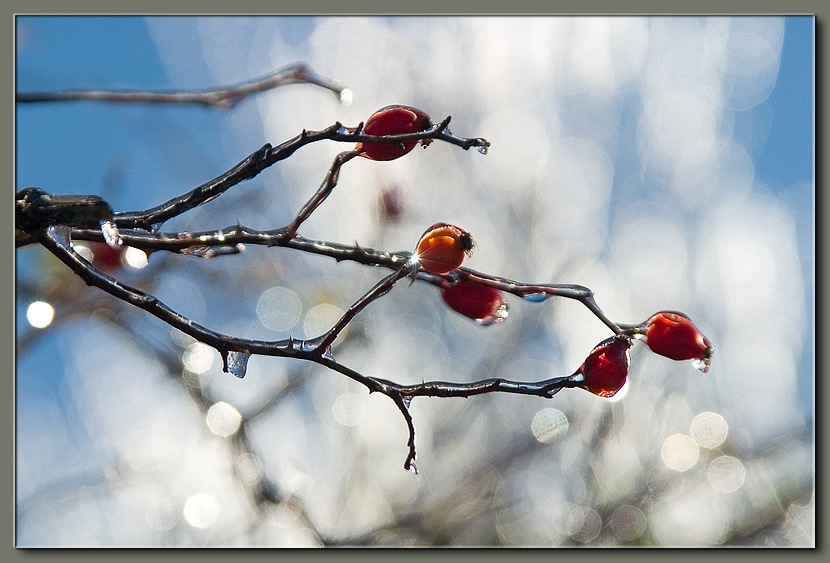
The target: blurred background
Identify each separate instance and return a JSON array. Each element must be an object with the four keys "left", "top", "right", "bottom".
[{"left": 15, "top": 16, "right": 814, "bottom": 547}]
